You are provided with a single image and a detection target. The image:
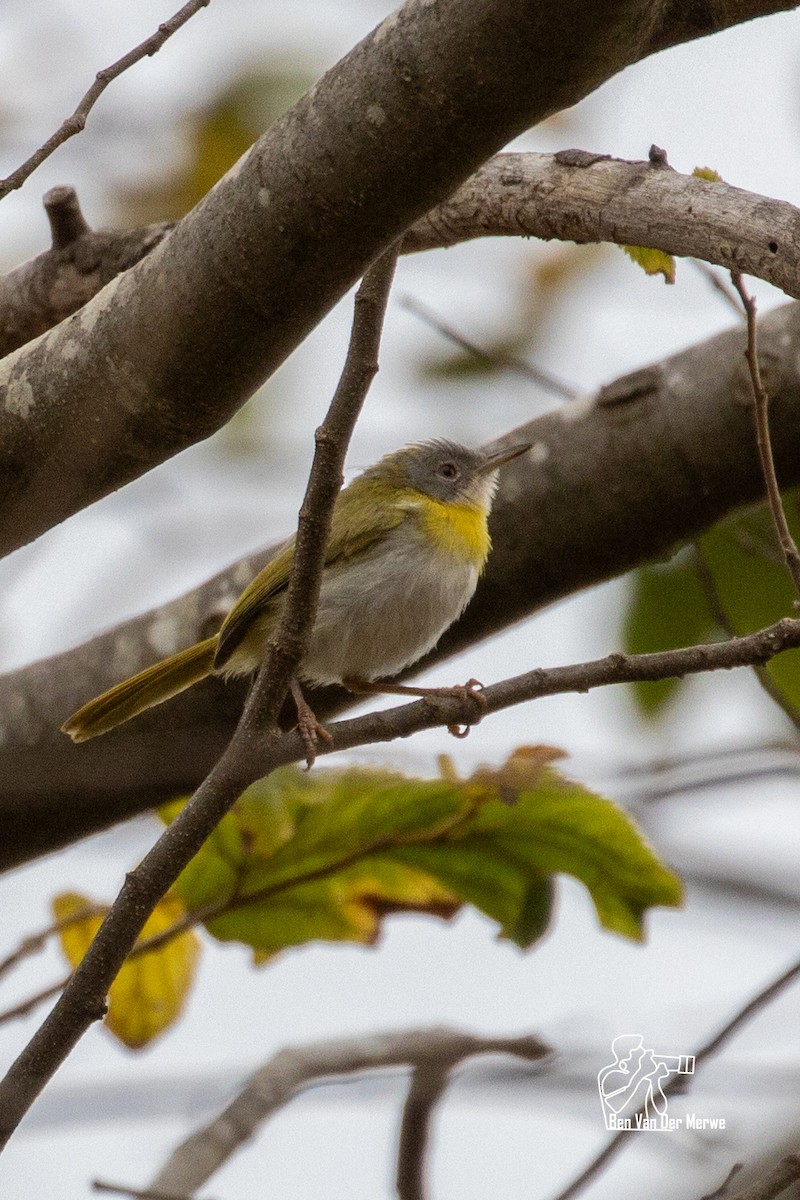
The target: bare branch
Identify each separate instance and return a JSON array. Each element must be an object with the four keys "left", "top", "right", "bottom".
[
  {"left": 245, "top": 245, "right": 399, "bottom": 741},
  {"left": 93, "top": 1182, "right": 207, "bottom": 1200},
  {"left": 2, "top": 0, "right": 798, "bottom": 559},
  {"left": 0, "top": 904, "right": 104, "bottom": 984},
  {"left": 690, "top": 260, "right": 746, "bottom": 318},
  {"left": 150, "top": 1028, "right": 551, "bottom": 1194},
  {"left": 730, "top": 272, "right": 800, "bottom": 595},
  {"left": 0, "top": 188, "right": 173, "bottom": 357},
  {"left": 0, "top": 150, "right": 795, "bottom": 362},
  {"left": 403, "top": 152, "right": 800, "bottom": 302},
  {"left": 396, "top": 1062, "right": 450, "bottom": 1200},
  {"left": 2, "top": 610, "right": 800, "bottom": 1140},
  {"left": 0, "top": 0, "right": 212, "bottom": 203},
  {"left": 5, "top": 296, "right": 800, "bottom": 869},
  {"left": 0, "top": 247, "right": 400, "bottom": 1149},
  {"left": 723, "top": 1157, "right": 800, "bottom": 1200},
  {"left": 400, "top": 293, "right": 578, "bottom": 400},
  {"left": 551, "top": 956, "right": 800, "bottom": 1200}
]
